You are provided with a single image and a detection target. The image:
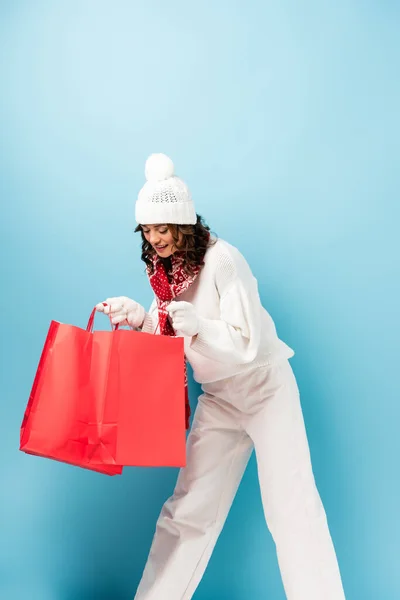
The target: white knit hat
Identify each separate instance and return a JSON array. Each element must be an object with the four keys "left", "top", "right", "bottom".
[{"left": 135, "top": 154, "right": 197, "bottom": 225}]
